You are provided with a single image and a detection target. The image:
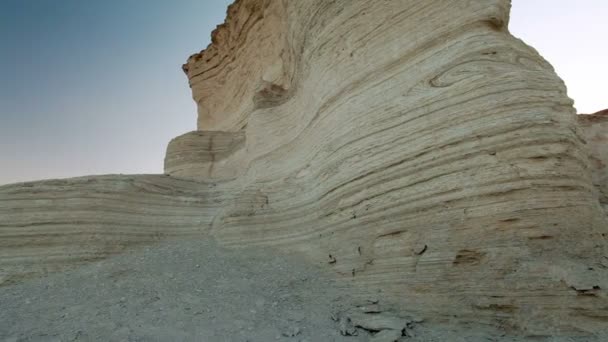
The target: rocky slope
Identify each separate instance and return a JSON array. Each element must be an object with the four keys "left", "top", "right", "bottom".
[
  {"left": 1, "top": 0, "right": 607, "bottom": 339},
  {"left": 1, "top": 239, "right": 372, "bottom": 342},
  {"left": 1, "top": 239, "right": 592, "bottom": 342}
]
